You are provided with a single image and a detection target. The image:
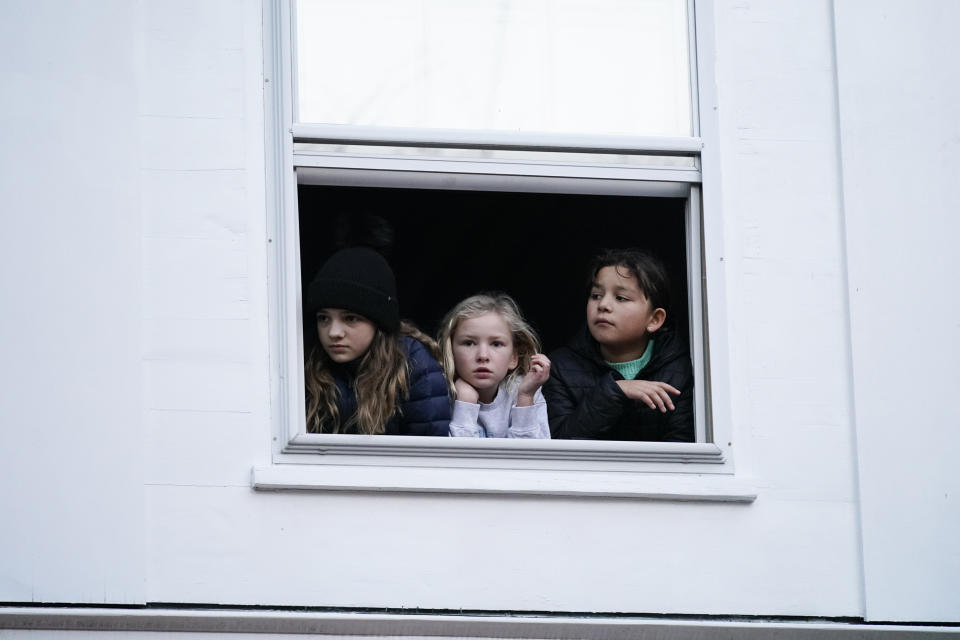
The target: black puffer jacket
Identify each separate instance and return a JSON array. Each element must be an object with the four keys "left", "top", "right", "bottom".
[{"left": 544, "top": 327, "right": 694, "bottom": 442}]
